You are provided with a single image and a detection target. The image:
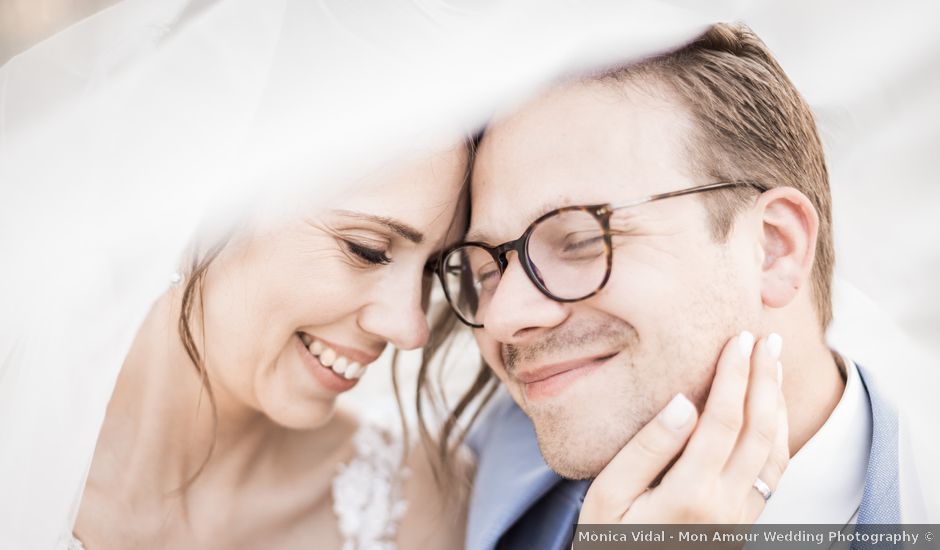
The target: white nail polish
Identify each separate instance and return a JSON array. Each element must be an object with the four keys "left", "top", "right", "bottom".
[
  {"left": 660, "top": 393, "right": 695, "bottom": 431},
  {"left": 767, "top": 333, "right": 783, "bottom": 360},
  {"left": 738, "top": 331, "right": 755, "bottom": 359}
]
